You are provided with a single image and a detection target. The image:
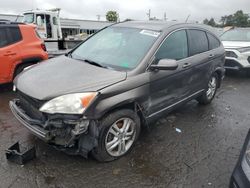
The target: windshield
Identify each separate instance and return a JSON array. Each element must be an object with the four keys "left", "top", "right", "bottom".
[
  {"left": 221, "top": 29, "right": 250, "bottom": 42},
  {"left": 71, "top": 27, "right": 160, "bottom": 70},
  {"left": 23, "top": 13, "right": 34, "bottom": 23}
]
